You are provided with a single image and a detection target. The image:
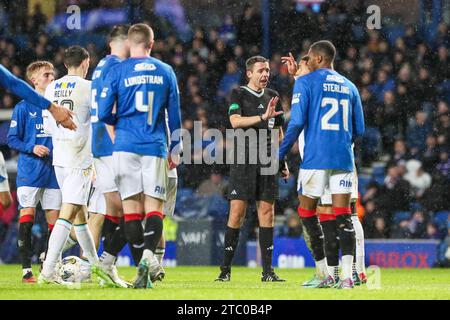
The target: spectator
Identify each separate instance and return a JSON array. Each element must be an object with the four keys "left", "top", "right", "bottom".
[
  {"left": 421, "top": 134, "right": 440, "bottom": 172},
  {"left": 368, "top": 69, "right": 395, "bottom": 103},
  {"left": 406, "top": 111, "right": 432, "bottom": 156},
  {"left": 197, "top": 172, "right": 227, "bottom": 197},
  {"left": 376, "top": 164, "right": 411, "bottom": 214},
  {"left": 408, "top": 210, "right": 427, "bottom": 239},
  {"left": 425, "top": 222, "right": 442, "bottom": 240},
  {"left": 216, "top": 60, "right": 241, "bottom": 101},
  {"left": 391, "top": 139, "right": 410, "bottom": 164},
  {"left": 219, "top": 15, "right": 236, "bottom": 46},
  {"left": 404, "top": 159, "right": 432, "bottom": 198},
  {"left": 436, "top": 149, "right": 450, "bottom": 179},
  {"left": 236, "top": 3, "right": 262, "bottom": 50}
]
